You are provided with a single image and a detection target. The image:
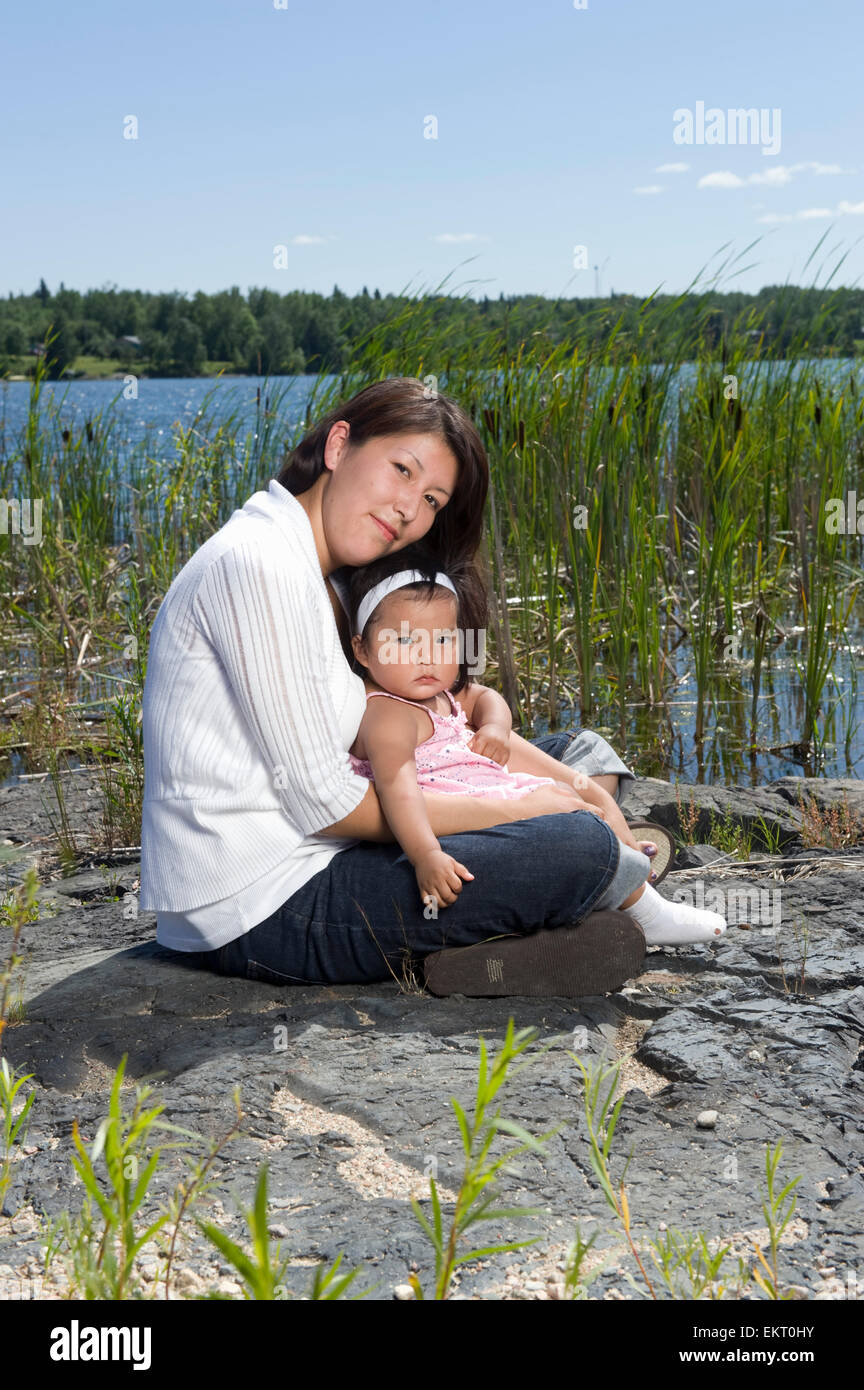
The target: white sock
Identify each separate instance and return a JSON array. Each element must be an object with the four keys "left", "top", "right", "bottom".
[{"left": 624, "top": 881, "right": 727, "bottom": 946}]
